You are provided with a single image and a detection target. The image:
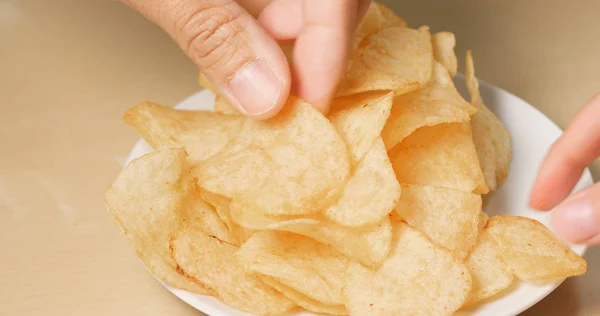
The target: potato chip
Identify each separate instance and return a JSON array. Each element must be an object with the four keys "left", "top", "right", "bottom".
[
  {"left": 124, "top": 102, "right": 245, "bottom": 162},
  {"left": 353, "top": 2, "right": 407, "bottom": 50},
  {"left": 389, "top": 122, "right": 489, "bottom": 194},
  {"left": 196, "top": 188, "right": 254, "bottom": 246},
  {"left": 260, "top": 275, "right": 348, "bottom": 315},
  {"left": 394, "top": 184, "right": 481, "bottom": 259},
  {"left": 344, "top": 222, "right": 472, "bottom": 315},
  {"left": 214, "top": 95, "right": 240, "bottom": 115},
  {"left": 230, "top": 207, "right": 392, "bottom": 267},
  {"left": 182, "top": 189, "right": 234, "bottom": 245},
  {"left": 195, "top": 96, "right": 351, "bottom": 216},
  {"left": 381, "top": 62, "right": 476, "bottom": 150},
  {"left": 105, "top": 148, "right": 213, "bottom": 295},
  {"left": 324, "top": 138, "right": 400, "bottom": 227},
  {"left": 329, "top": 91, "right": 393, "bottom": 163},
  {"left": 171, "top": 226, "right": 296, "bottom": 315},
  {"left": 486, "top": 215, "right": 587, "bottom": 280},
  {"left": 198, "top": 72, "right": 217, "bottom": 94},
  {"left": 336, "top": 26, "right": 433, "bottom": 97},
  {"left": 464, "top": 231, "right": 514, "bottom": 306},
  {"left": 465, "top": 51, "right": 512, "bottom": 191},
  {"left": 432, "top": 32, "right": 458, "bottom": 77},
  {"left": 479, "top": 211, "right": 490, "bottom": 232},
  {"left": 238, "top": 231, "right": 349, "bottom": 314}
]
